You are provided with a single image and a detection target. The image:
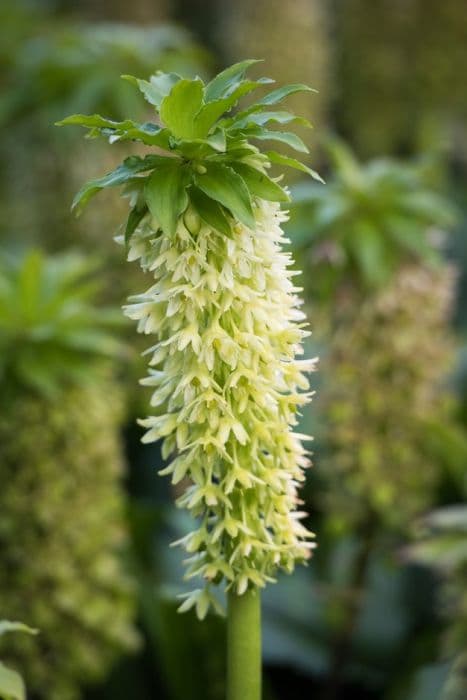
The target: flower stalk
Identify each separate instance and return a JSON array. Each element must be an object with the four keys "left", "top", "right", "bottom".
[{"left": 227, "top": 589, "right": 261, "bottom": 700}]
